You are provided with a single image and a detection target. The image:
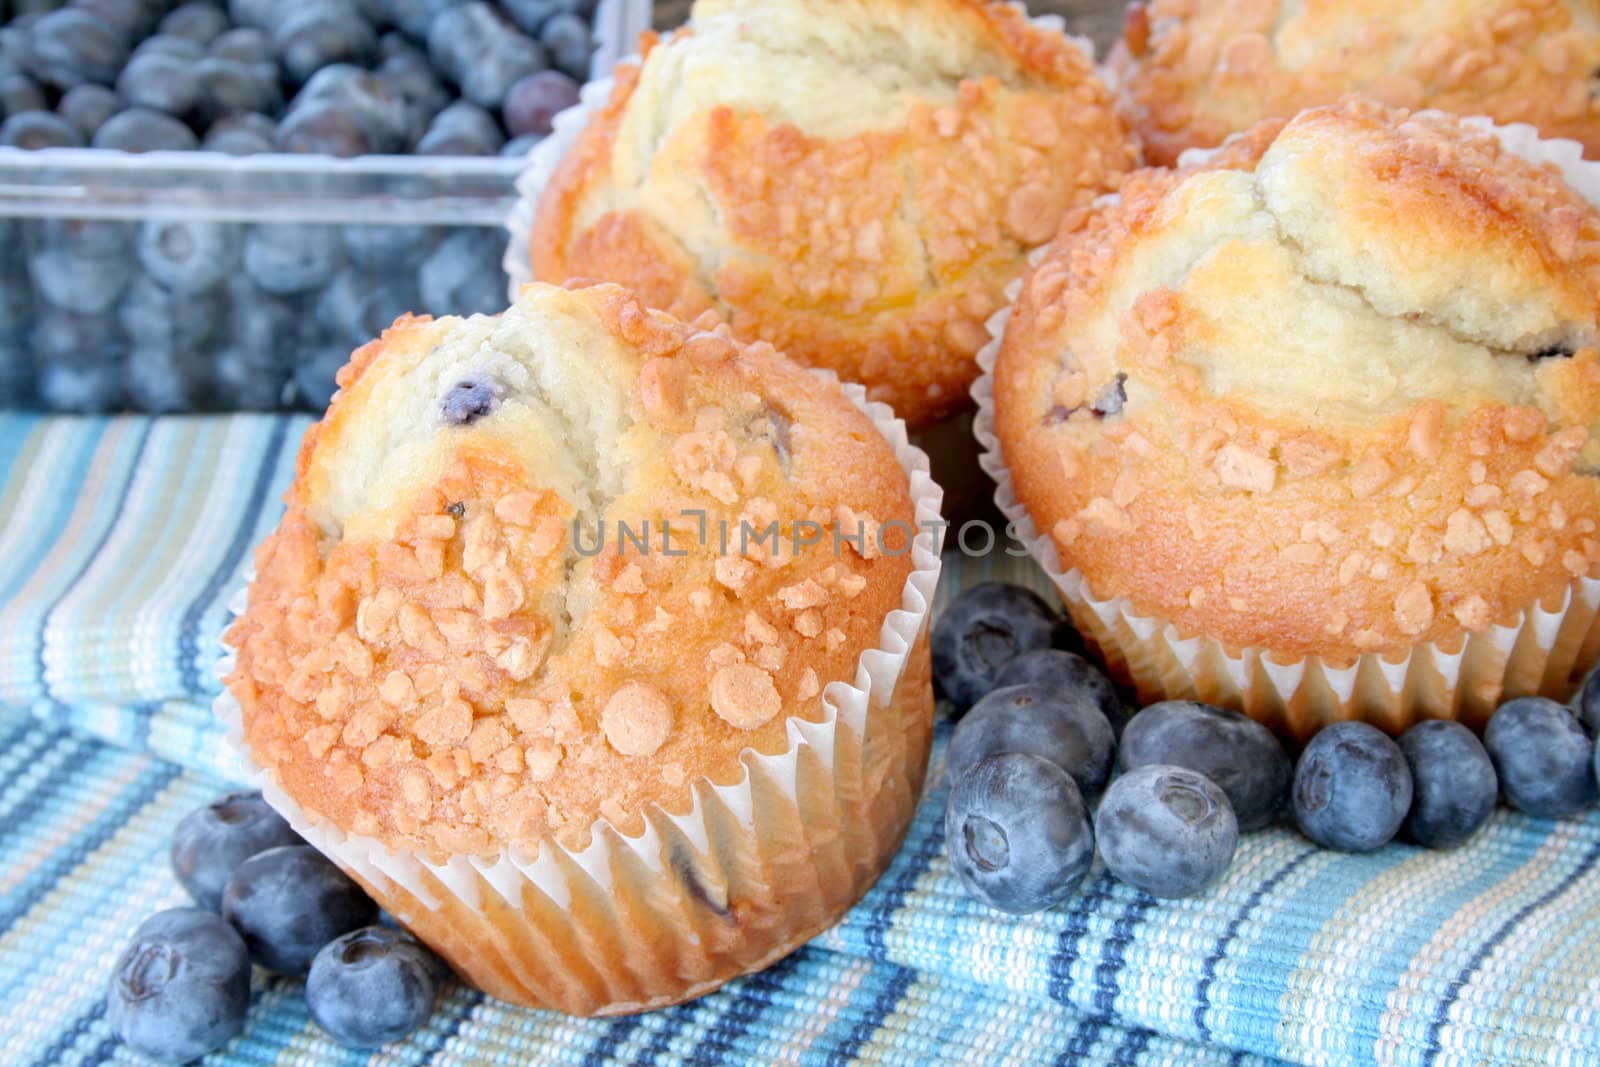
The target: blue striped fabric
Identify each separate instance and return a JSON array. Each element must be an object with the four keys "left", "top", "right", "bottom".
[
  {"left": 2, "top": 412, "right": 1599, "bottom": 1066},
  {"left": 0, "top": 713, "right": 1275, "bottom": 1067}
]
